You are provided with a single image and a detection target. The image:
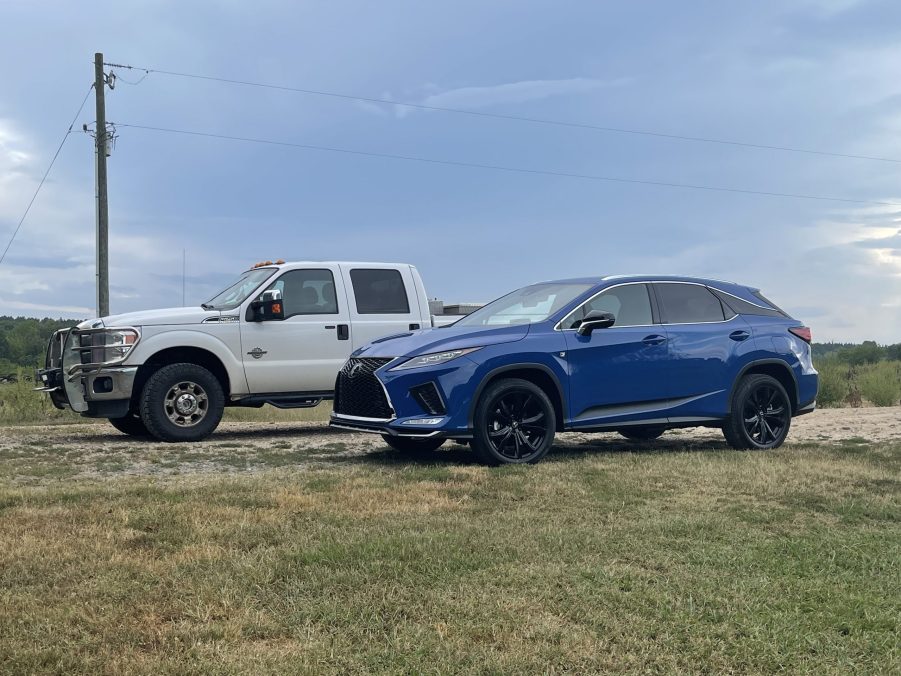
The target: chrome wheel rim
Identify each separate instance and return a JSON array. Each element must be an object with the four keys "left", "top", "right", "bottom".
[
  {"left": 164, "top": 381, "right": 209, "bottom": 427},
  {"left": 742, "top": 384, "right": 789, "bottom": 447},
  {"left": 486, "top": 390, "right": 548, "bottom": 461}
]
